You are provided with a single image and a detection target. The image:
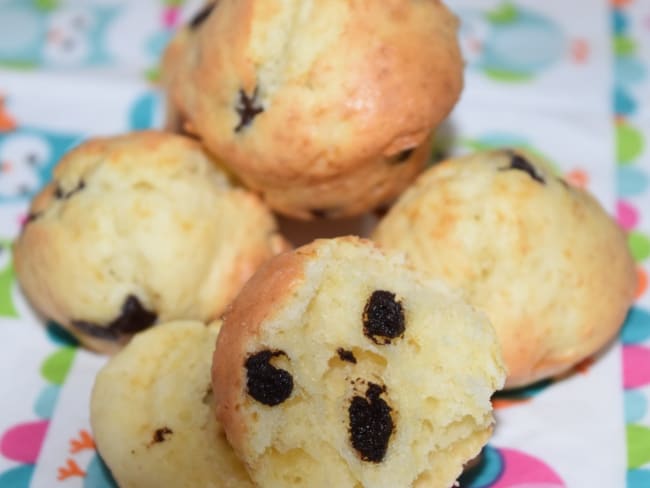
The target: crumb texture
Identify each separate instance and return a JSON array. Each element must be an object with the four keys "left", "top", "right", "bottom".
[
  {"left": 162, "top": 0, "right": 463, "bottom": 218},
  {"left": 91, "top": 320, "right": 254, "bottom": 488},
  {"left": 14, "top": 130, "right": 286, "bottom": 353},
  {"left": 373, "top": 150, "right": 637, "bottom": 388},
  {"left": 213, "top": 237, "right": 505, "bottom": 487}
]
